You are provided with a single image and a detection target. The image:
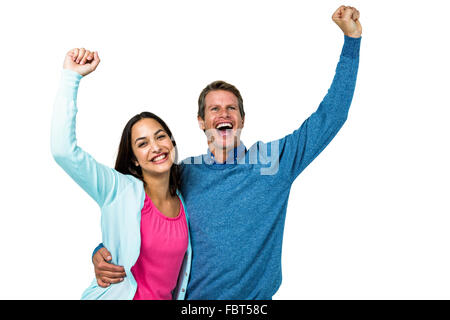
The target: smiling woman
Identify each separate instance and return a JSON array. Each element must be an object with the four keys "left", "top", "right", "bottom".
[
  {"left": 50, "top": 48, "right": 192, "bottom": 300},
  {"left": 115, "top": 112, "right": 181, "bottom": 197}
]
